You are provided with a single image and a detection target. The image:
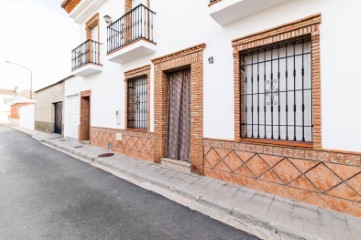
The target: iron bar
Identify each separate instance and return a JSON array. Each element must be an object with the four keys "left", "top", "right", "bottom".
[{"left": 71, "top": 39, "right": 101, "bottom": 71}]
